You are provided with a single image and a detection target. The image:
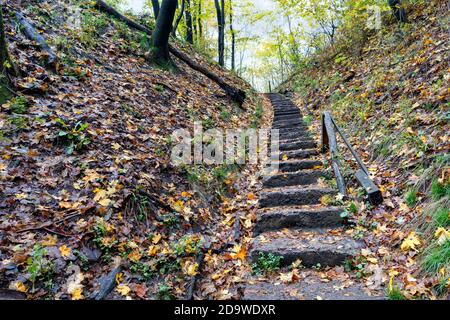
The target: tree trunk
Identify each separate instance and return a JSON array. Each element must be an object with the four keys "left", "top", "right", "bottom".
[
  {"left": 214, "top": 0, "right": 225, "bottom": 67},
  {"left": 151, "top": 0, "right": 178, "bottom": 66},
  {"left": 388, "top": 0, "right": 408, "bottom": 23},
  {"left": 151, "top": 0, "right": 160, "bottom": 19},
  {"left": 185, "top": 0, "right": 193, "bottom": 44},
  {"left": 229, "top": 0, "right": 235, "bottom": 71},
  {"left": 197, "top": 0, "right": 203, "bottom": 42},
  {"left": 94, "top": 0, "right": 246, "bottom": 105},
  {"left": 0, "top": 4, "right": 16, "bottom": 104},
  {"left": 172, "top": 0, "right": 185, "bottom": 37}
]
